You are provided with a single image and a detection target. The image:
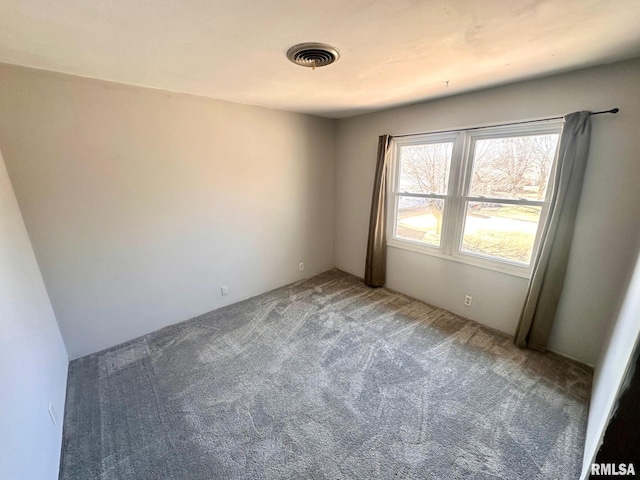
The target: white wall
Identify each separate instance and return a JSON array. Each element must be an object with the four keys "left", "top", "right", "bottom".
[
  {"left": 581, "top": 243, "right": 640, "bottom": 478},
  {"left": 2, "top": 58, "right": 639, "bottom": 366},
  {"left": 0, "top": 149, "right": 68, "bottom": 479},
  {"left": 0, "top": 63, "right": 335, "bottom": 359},
  {"left": 335, "top": 57, "right": 640, "bottom": 365}
]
